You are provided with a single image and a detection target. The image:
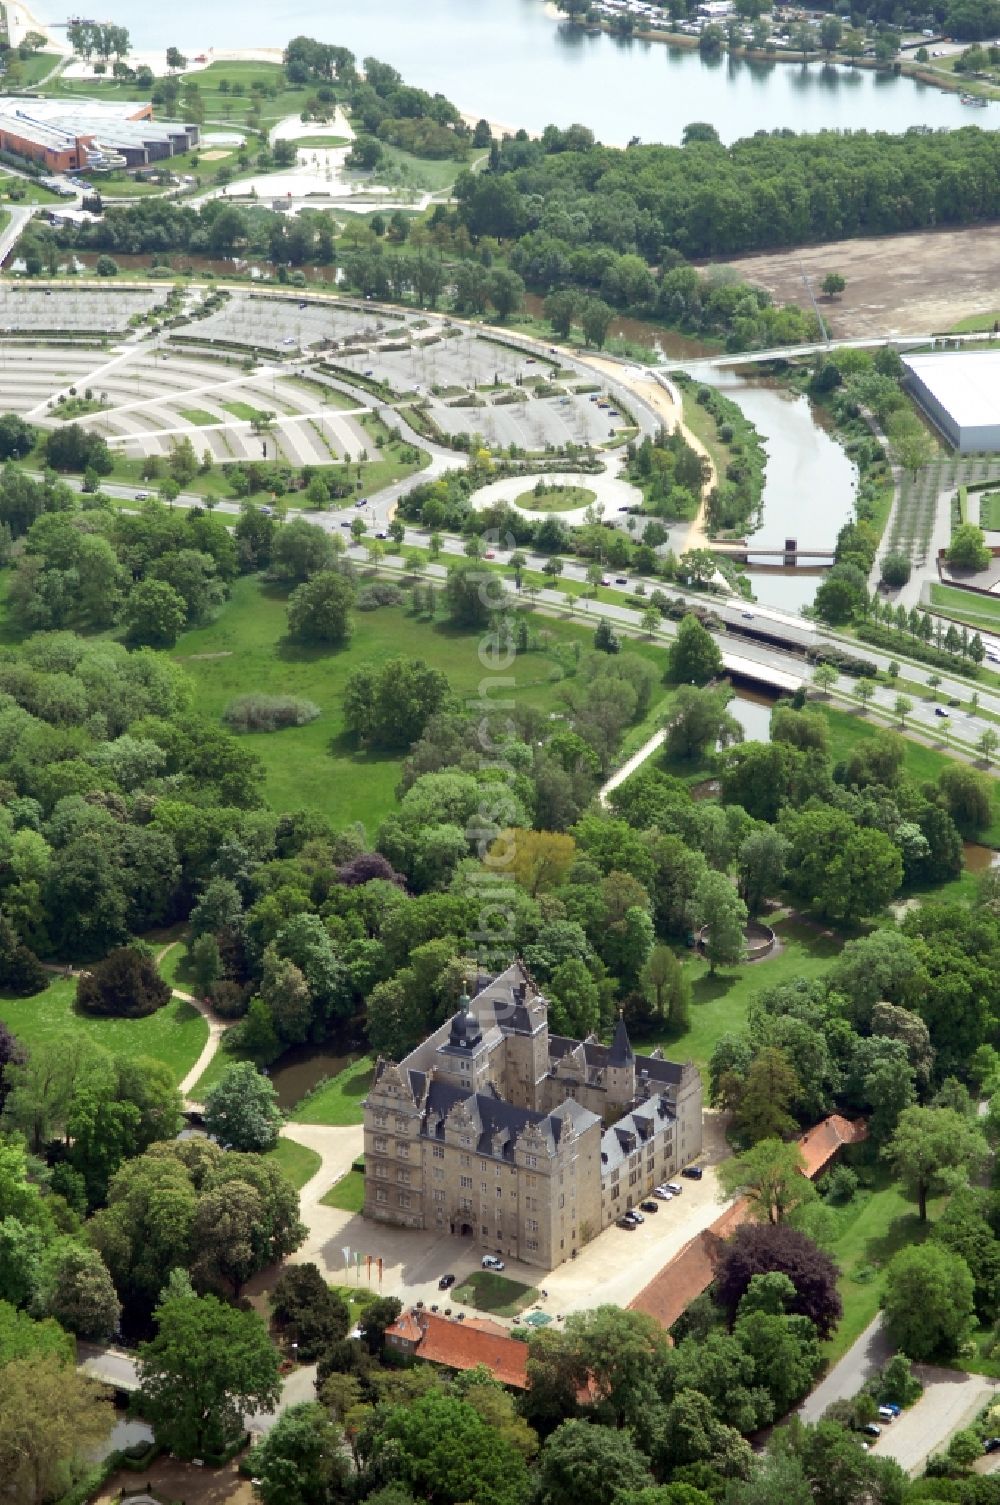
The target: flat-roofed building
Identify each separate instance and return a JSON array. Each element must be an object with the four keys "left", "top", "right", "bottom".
[
  {"left": 0, "top": 98, "right": 198, "bottom": 174},
  {"left": 903, "top": 350, "right": 1000, "bottom": 452}
]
